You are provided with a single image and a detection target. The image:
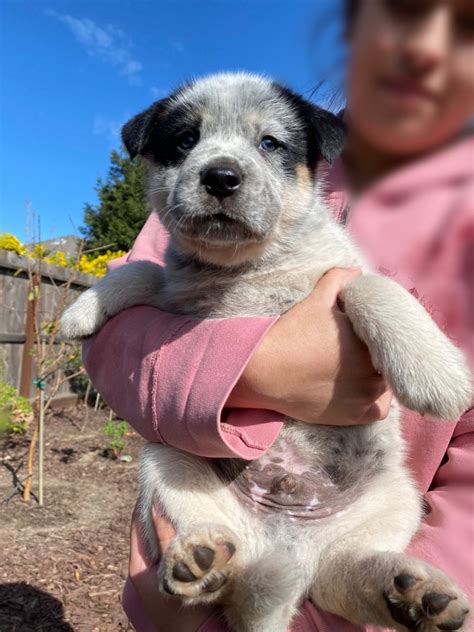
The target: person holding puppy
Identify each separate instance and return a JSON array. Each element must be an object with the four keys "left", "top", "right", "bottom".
[{"left": 83, "top": 0, "right": 474, "bottom": 630}]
